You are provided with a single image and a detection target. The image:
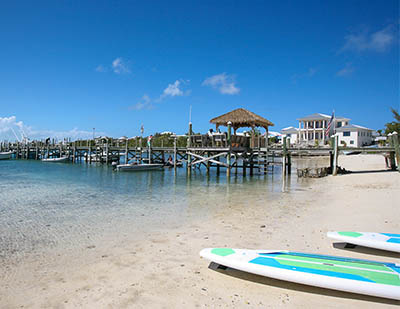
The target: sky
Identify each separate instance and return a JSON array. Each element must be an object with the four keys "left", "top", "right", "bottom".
[{"left": 0, "top": 0, "right": 398, "bottom": 140}]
